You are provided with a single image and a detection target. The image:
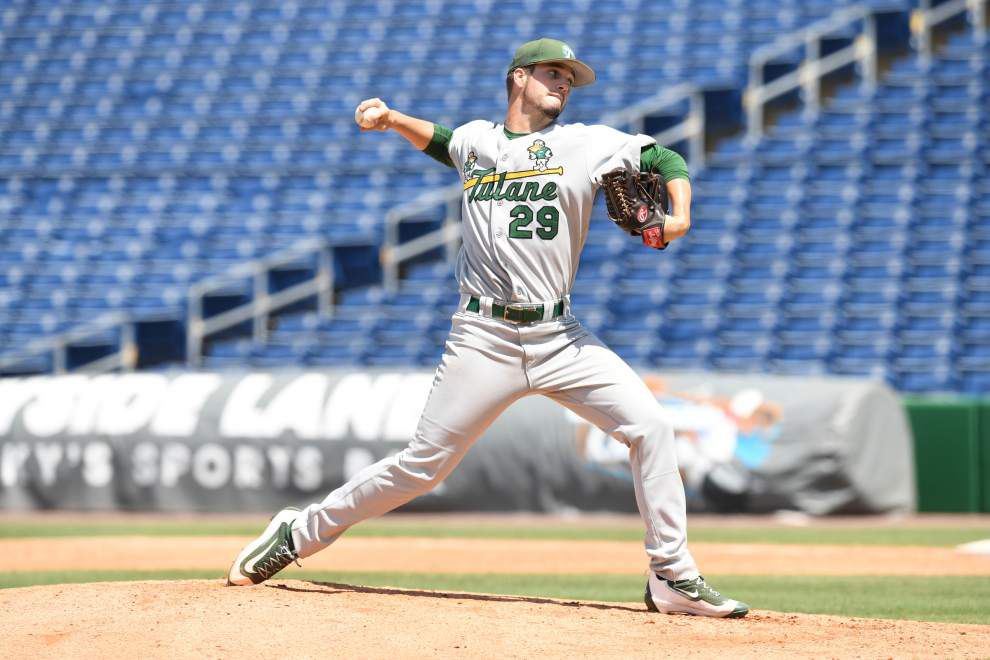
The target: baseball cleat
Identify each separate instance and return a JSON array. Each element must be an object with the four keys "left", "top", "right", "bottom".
[
  {"left": 227, "top": 507, "right": 301, "bottom": 586},
  {"left": 644, "top": 572, "right": 749, "bottom": 618}
]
